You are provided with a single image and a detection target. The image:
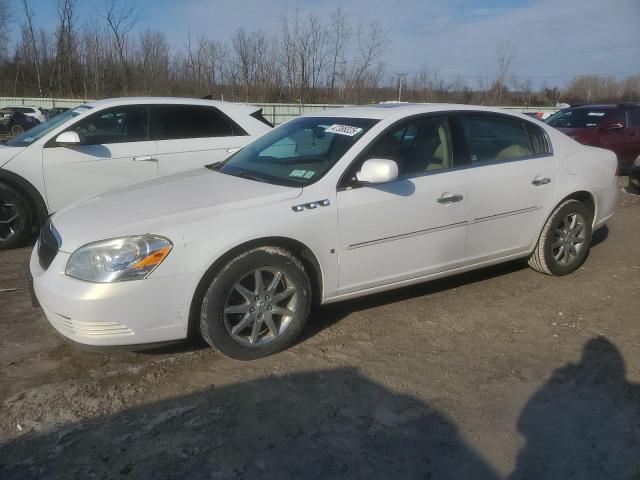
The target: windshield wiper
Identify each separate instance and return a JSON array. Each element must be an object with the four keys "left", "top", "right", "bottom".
[{"left": 231, "top": 170, "right": 269, "bottom": 183}]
